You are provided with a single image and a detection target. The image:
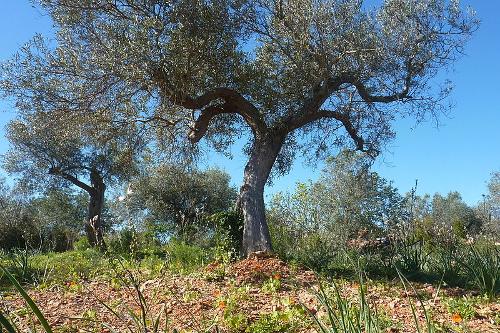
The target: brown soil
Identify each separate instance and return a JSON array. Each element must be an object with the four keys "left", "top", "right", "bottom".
[{"left": 1, "top": 257, "right": 498, "bottom": 332}]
